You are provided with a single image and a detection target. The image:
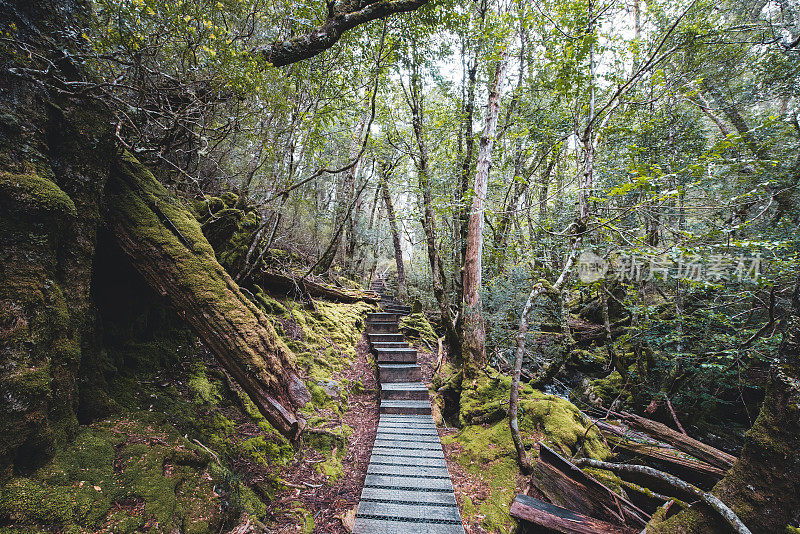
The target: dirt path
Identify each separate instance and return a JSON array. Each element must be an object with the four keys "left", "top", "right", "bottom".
[{"left": 268, "top": 335, "right": 379, "bottom": 533}]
